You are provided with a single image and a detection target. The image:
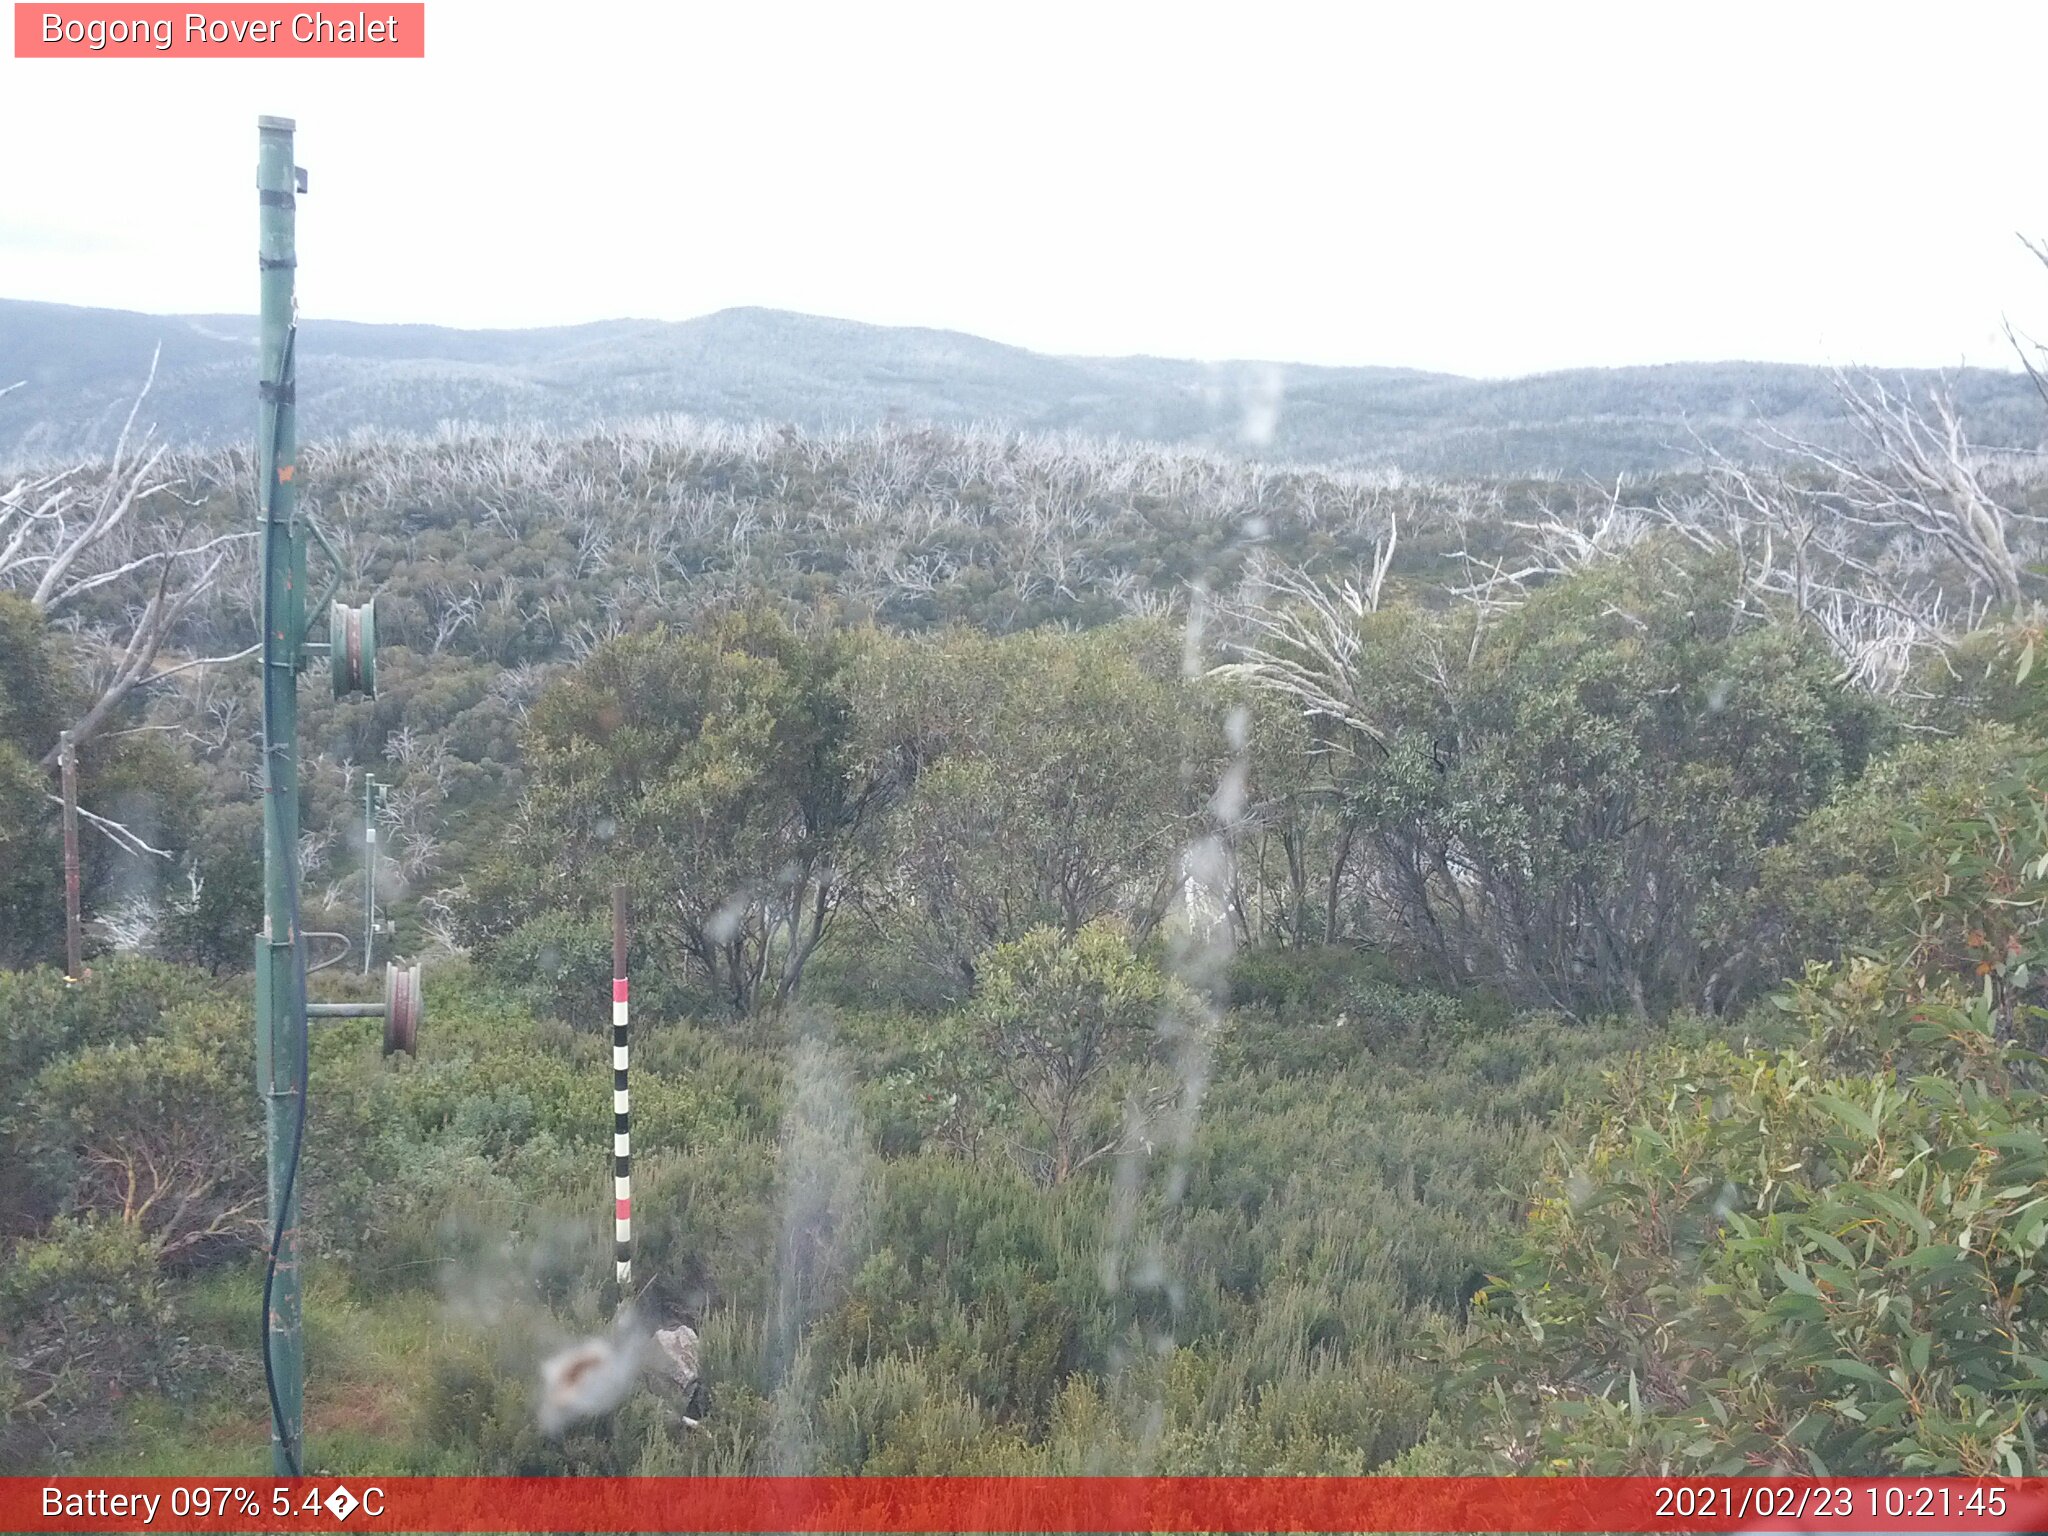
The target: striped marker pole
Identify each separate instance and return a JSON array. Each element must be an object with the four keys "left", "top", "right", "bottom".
[{"left": 611, "top": 883, "right": 632, "bottom": 1290}]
